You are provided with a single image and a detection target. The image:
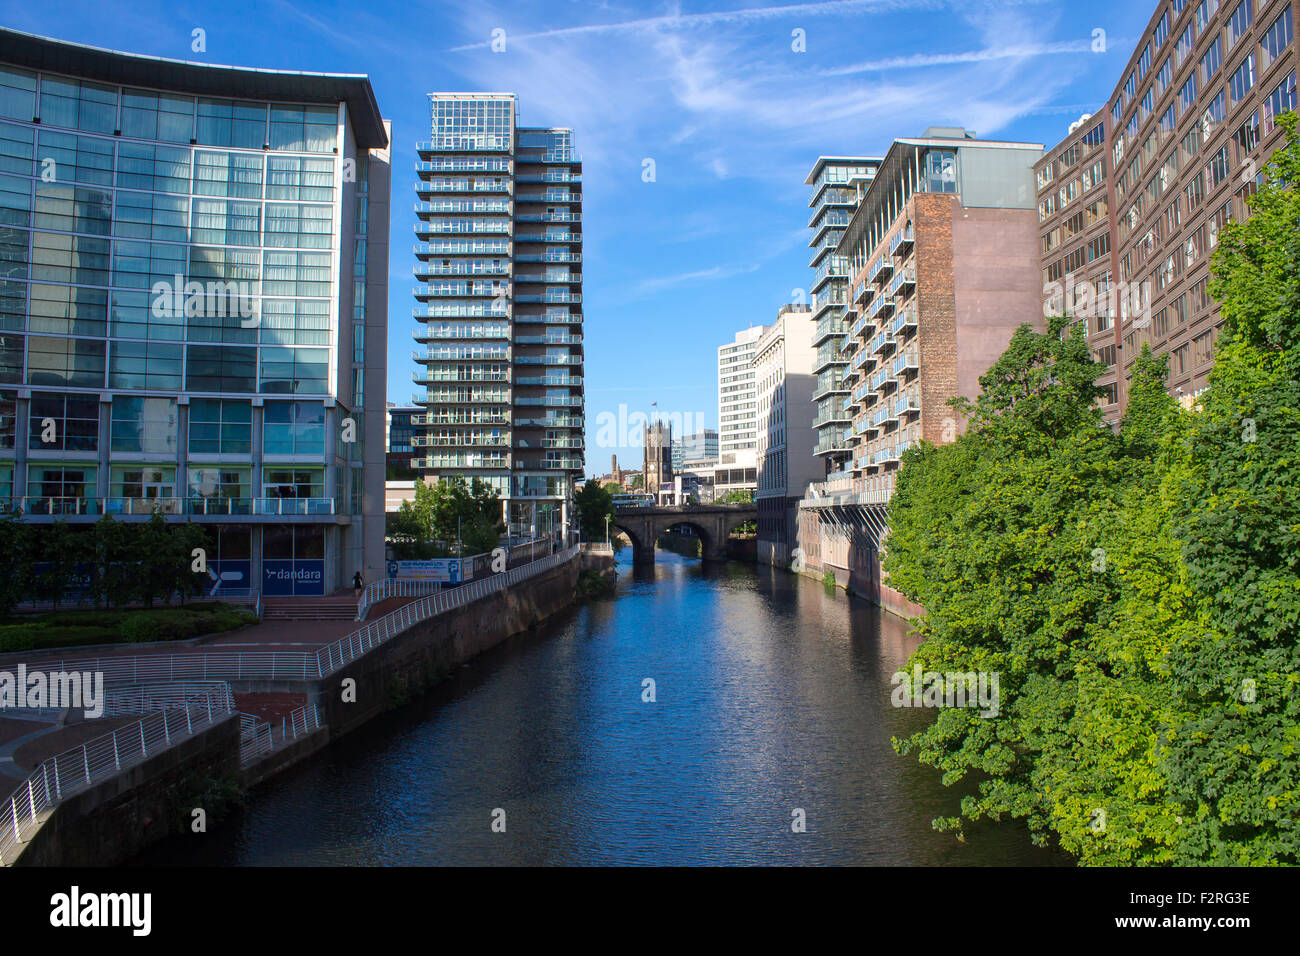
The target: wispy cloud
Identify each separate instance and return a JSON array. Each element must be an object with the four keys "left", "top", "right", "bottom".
[
  {"left": 633, "top": 263, "right": 760, "bottom": 295},
  {"left": 822, "top": 38, "right": 1103, "bottom": 76},
  {"left": 447, "top": 0, "right": 953, "bottom": 51}
]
